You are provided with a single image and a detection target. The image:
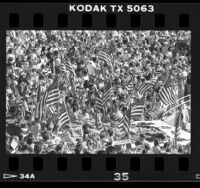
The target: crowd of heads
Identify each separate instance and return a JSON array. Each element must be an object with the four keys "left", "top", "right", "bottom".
[{"left": 6, "top": 30, "right": 191, "bottom": 154}]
